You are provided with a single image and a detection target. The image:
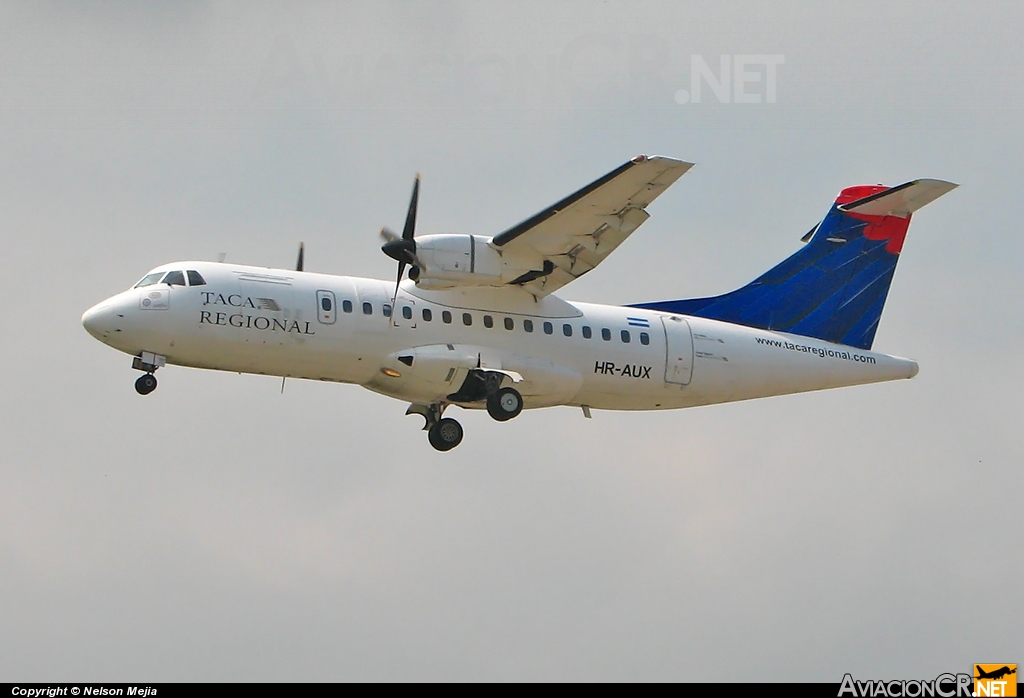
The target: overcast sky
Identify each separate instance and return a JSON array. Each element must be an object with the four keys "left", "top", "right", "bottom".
[{"left": 1, "top": 0, "right": 1021, "bottom": 681}]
